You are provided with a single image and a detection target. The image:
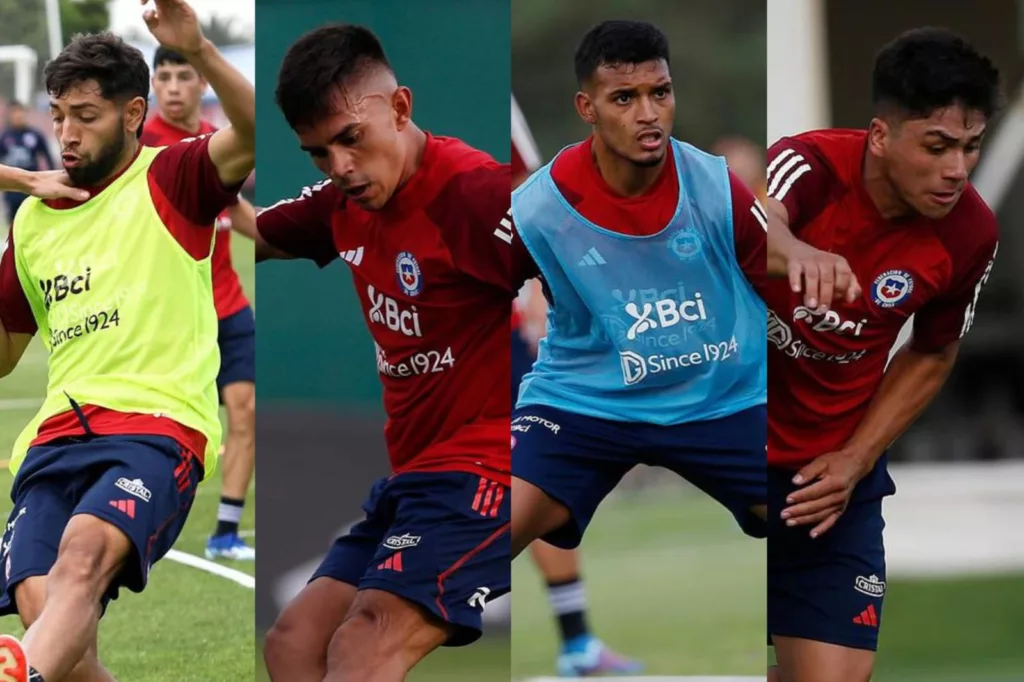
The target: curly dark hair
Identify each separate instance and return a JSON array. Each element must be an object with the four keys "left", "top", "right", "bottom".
[
  {"left": 574, "top": 20, "right": 670, "bottom": 86},
  {"left": 44, "top": 32, "right": 150, "bottom": 139},
  {"left": 276, "top": 24, "right": 392, "bottom": 131},
  {"left": 873, "top": 27, "right": 1001, "bottom": 121}
]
